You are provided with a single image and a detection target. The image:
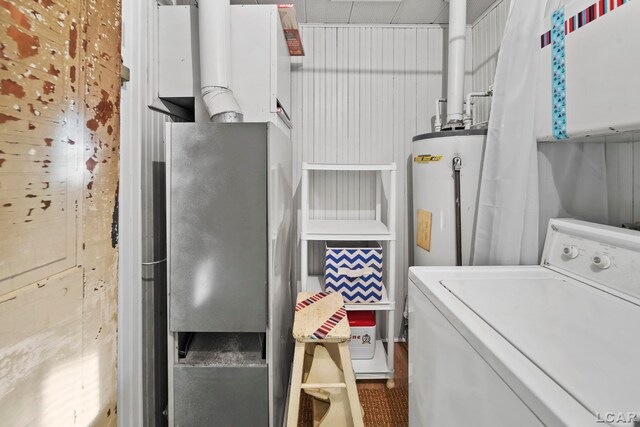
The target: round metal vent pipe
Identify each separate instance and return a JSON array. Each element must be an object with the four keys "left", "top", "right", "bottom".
[
  {"left": 198, "top": 0, "right": 243, "bottom": 122},
  {"left": 445, "top": 0, "right": 467, "bottom": 129}
]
